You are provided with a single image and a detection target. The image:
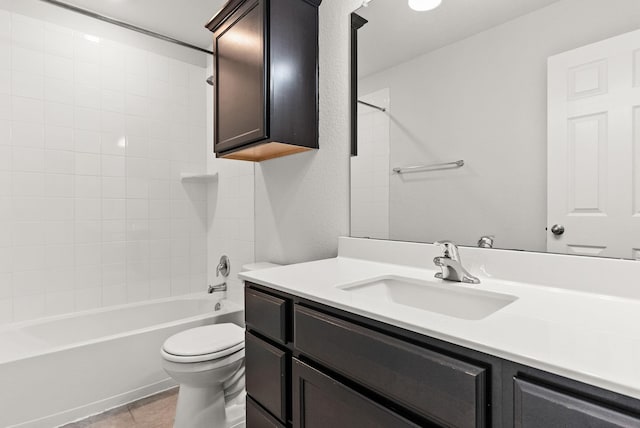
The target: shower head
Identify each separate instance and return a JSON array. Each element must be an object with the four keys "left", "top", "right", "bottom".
[{"left": 206, "top": 75, "right": 214, "bottom": 86}]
